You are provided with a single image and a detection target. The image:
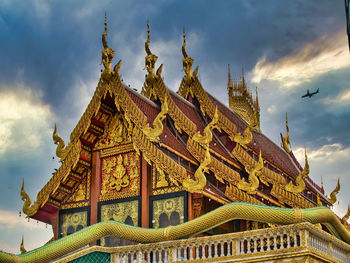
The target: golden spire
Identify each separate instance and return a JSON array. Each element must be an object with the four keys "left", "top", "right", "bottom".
[
  {"left": 228, "top": 64, "right": 233, "bottom": 89},
  {"left": 101, "top": 13, "right": 116, "bottom": 79},
  {"left": 281, "top": 112, "right": 291, "bottom": 153},
  {"left": 20, "top": 236, "right": 27, "bottom": 254},
  {"left": 329, "top": 178, "right": 340, "bottom": 205},
  {"left": 255, "top": 87, "right": 260, "bottom": 111}
]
